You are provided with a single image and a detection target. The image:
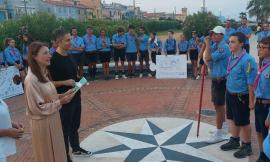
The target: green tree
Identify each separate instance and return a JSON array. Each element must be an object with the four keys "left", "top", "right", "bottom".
[
  {"left": 183, "top": 12, "right": 221, "bottom": 39},
  {"left": 247, "top": 0, "right": 270, "bottom": 23},
  {"left": 239, "top": 12, "right": 247, "bottom": 19}
]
